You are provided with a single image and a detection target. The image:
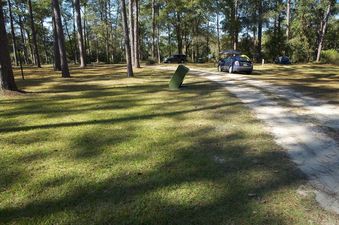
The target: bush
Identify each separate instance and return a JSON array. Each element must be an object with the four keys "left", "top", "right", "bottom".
[
  {"left": 289, "top": 37, "right": 313, "bottom": 63},
  {"left": 146, "top": 58, "right": 157, "bottom": 65},
  {"left": 321, "top": 49, "right": 339, "bottom": 65}
]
